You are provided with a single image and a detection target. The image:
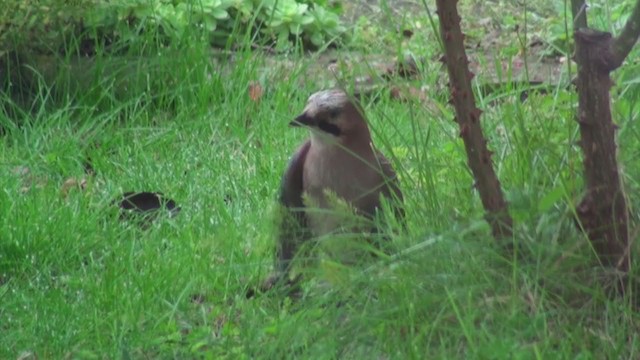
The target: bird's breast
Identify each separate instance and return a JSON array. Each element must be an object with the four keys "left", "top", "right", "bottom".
[{"left": 302, "top": 145, "right": 384, "bottom": 235}]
